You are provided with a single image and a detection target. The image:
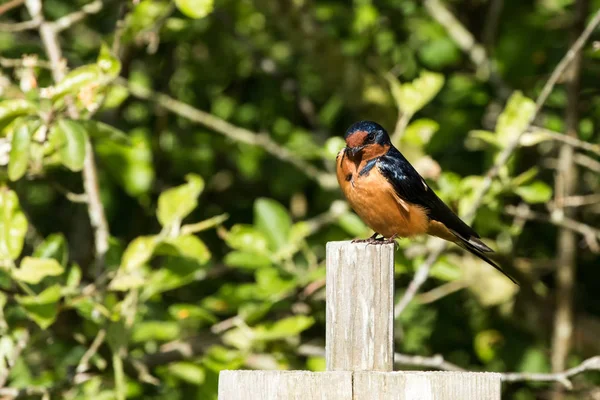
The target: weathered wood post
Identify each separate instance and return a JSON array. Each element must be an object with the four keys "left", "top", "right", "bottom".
[
  {"left": 218, "top": 241, "right": 502, "bottom": 399},
  {"left": 326, "top": 241, "right": 394, "bottom": 371}
]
